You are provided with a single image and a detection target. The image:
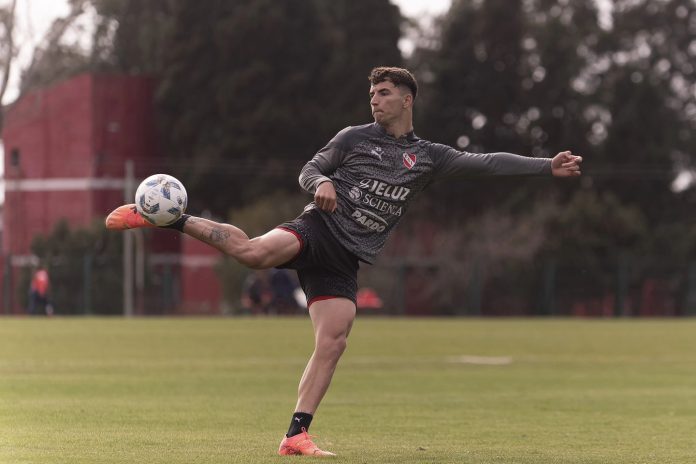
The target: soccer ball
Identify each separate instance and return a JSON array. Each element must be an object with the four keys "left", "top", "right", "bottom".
[{"left": 134, "top": 174, "right": 188, "bottom": 226}]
